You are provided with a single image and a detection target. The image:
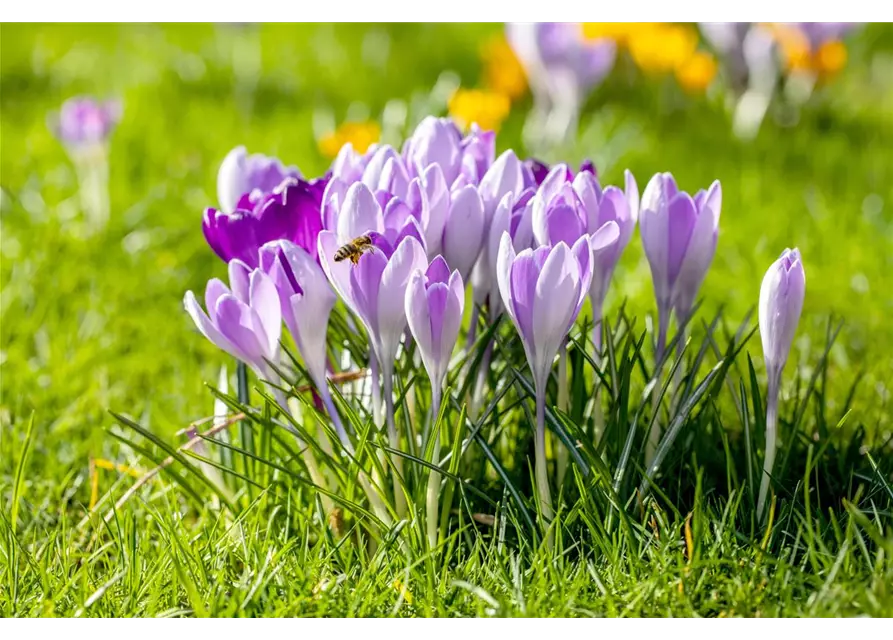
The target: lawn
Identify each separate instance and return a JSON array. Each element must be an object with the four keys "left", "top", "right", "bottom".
[{"left": 1, "top": 23, "right": 893, "bottom": 617}]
